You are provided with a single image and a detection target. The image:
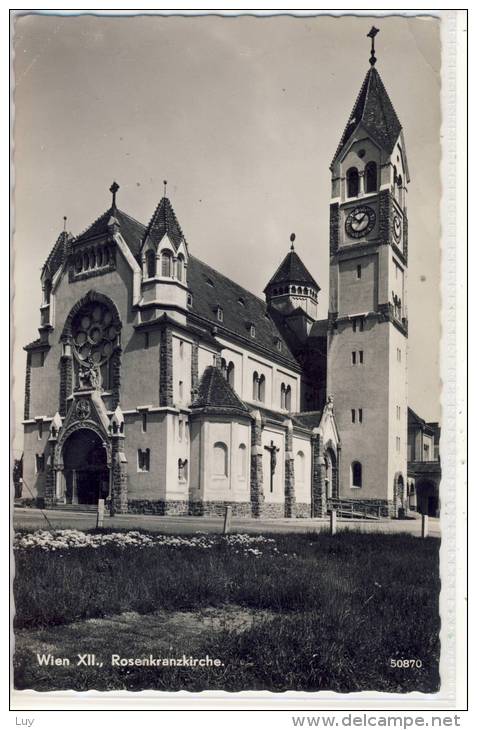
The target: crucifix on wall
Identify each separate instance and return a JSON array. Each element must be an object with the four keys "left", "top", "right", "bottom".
[{"left": 264, "top": 440, "right": 280, "bottom": 493}]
